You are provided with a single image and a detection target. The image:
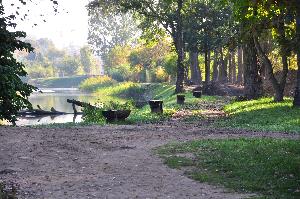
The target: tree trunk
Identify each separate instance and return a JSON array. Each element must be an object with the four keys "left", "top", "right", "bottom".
[
  {"left": 212, "top": 49, "right": 219, "bottom": 81},
  {"left": 232, "top": 49, "right": 237, "bottom": 83},
  {"left": 237, "top": 46, "right": 244, "bottom": 84},
  {"left": 189, "top": 50, "right": 202, "bottom": 85},
  {"left": 205, "top": 49, "right": 211, "bottom": 84},
  {"left": 253, "top": 19, "right": 288, "bottom": 102},
  {"left": 228, "top": 51, "right": 233, "bottom": 83},
  {"left": 219, "top": 48, "right": 228, "bottom": 83},
  {"left": 175, "top": 0, "right": 184, "bottom": 93},
  {"left": 294, "top": 52, "right": 300, "bottom": 106},
  {"left": 243, "top": 37, "right": 263, "bottom": 100},
  {"left": 183, "top": 51, "right": 189, "bottom": 83},
  {"left": 294, "top": 5, "right": 300, "bottom": 106}
]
